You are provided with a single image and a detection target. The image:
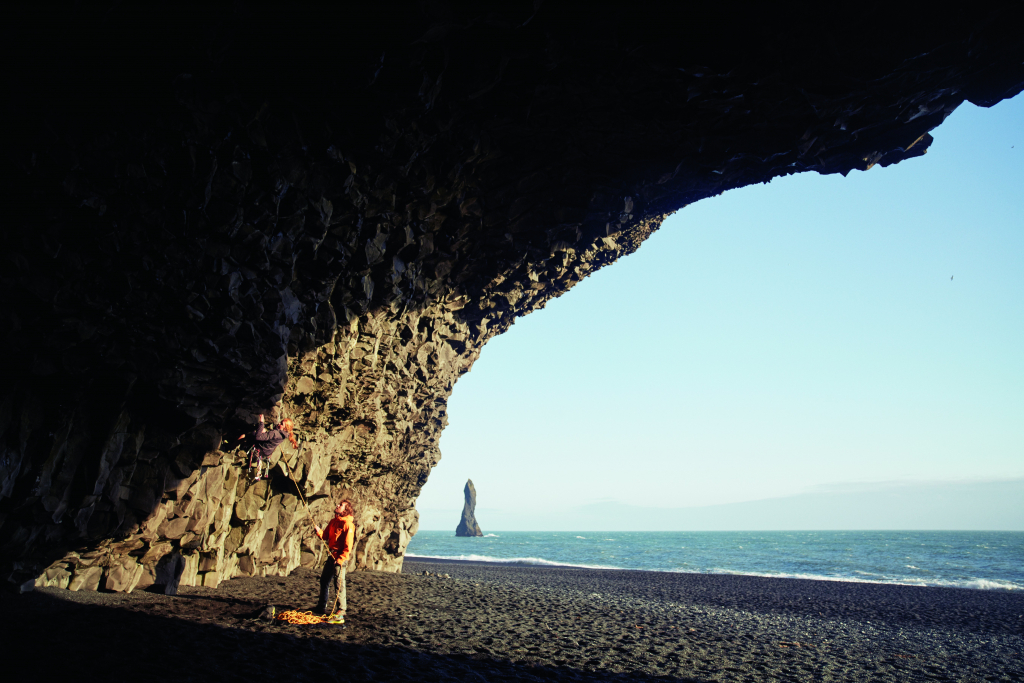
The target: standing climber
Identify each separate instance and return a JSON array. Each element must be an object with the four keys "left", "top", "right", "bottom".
[
  {"left": 237, "top": 414, "right": 297, "bottom": 481},
  {"left": 314, "top": 500, "right": 356, "bottom": 625}
]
